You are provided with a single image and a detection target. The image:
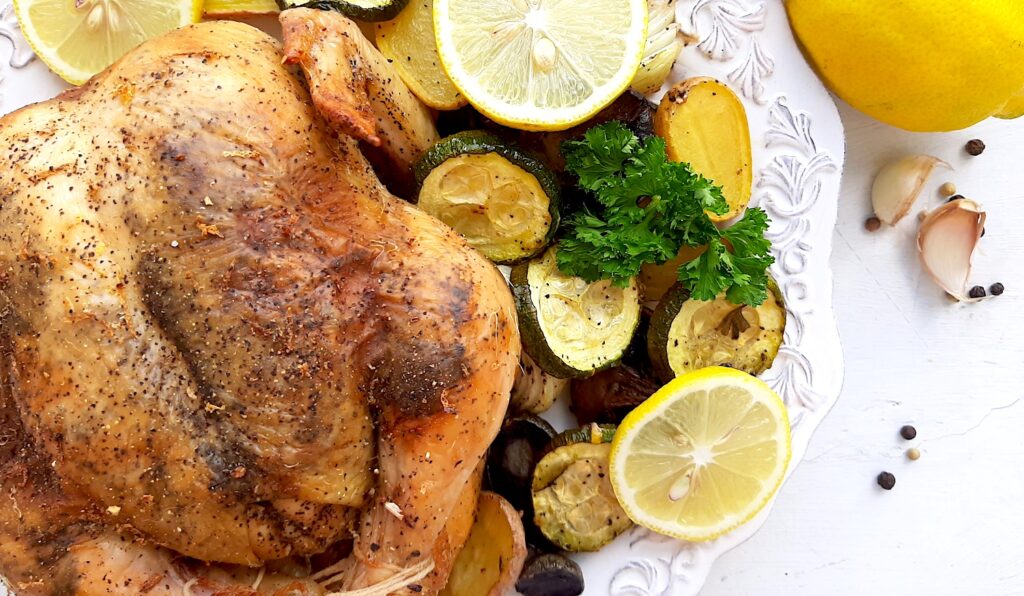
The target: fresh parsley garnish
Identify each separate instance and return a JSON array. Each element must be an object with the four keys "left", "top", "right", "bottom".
[{"left": 556, "top": 121, "right": 774, "bottom": 306}]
